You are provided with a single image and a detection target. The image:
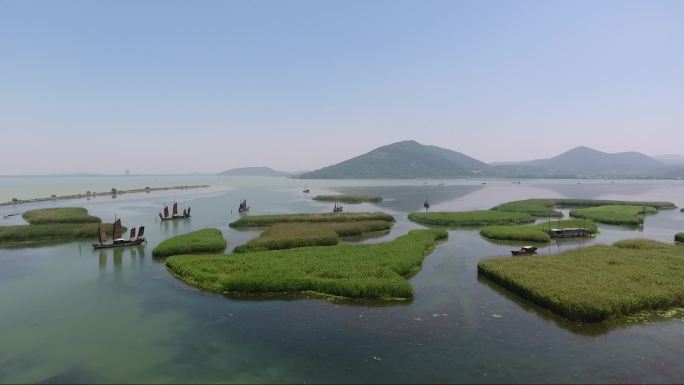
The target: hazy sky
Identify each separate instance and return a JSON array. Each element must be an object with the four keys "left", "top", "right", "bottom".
[{"left": 1, "top": 0, "right": 683, "bottom": 175}]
